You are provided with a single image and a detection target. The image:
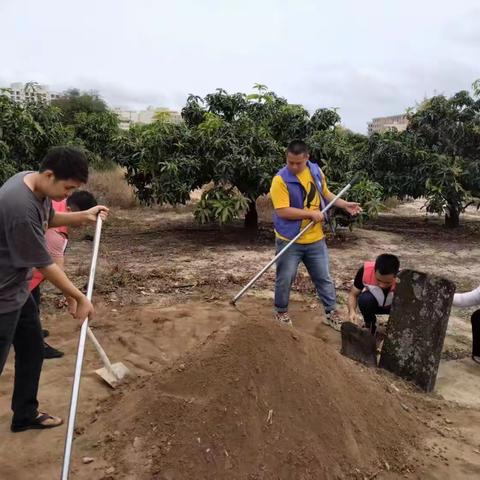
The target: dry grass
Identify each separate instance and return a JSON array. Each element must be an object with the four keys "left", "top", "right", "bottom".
[
  {"left": 257, "top": 193, "right": 274, "bottom": 223},
  {"left": 383, "top": 196, "right": 402, "bottom": 210},
  {"left": 87, "top": 166, "right": 138, "bottom": 209}
]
